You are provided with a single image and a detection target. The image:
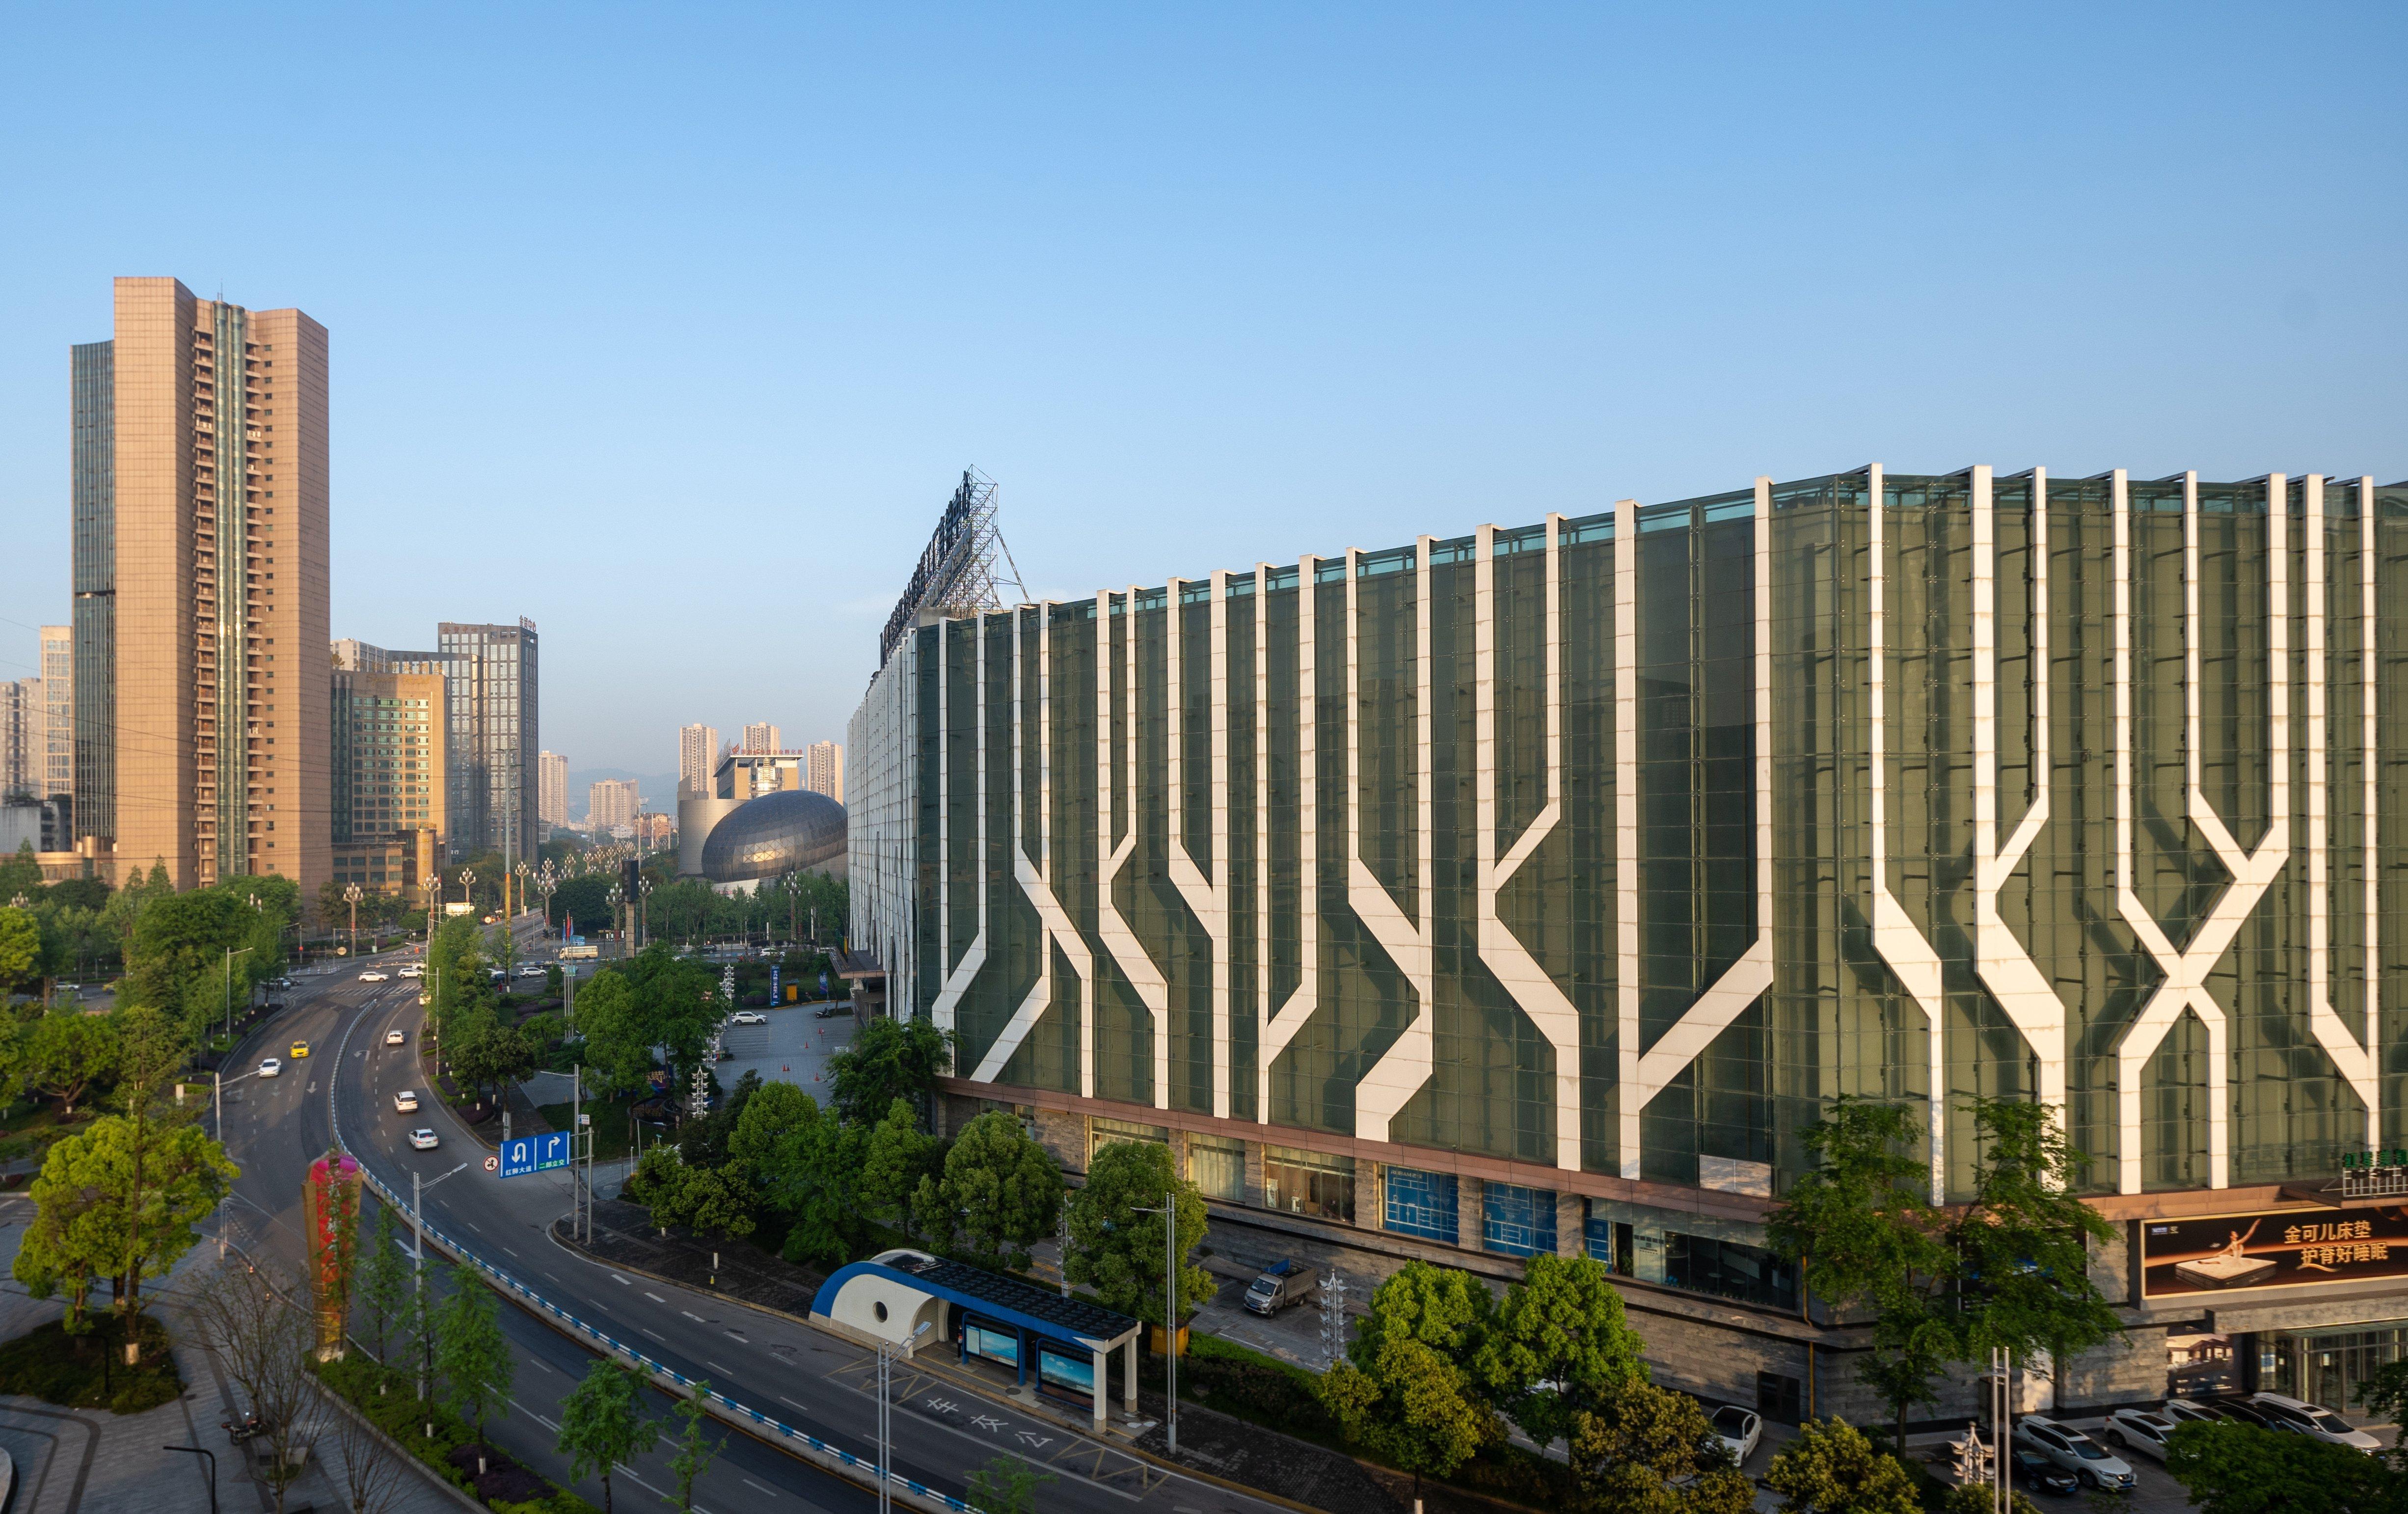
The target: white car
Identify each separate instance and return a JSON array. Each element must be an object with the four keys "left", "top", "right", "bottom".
[
  {"left": 516, "top": 964, "right": 545, "bottom": 978},
  {"left": 1707, "top": 1404, "right": 1760, "bottom": 1466},
  {"left": 2013, "top": 1415, "right": 2135, "bottom": 1491},
  {"left": 2248, "top": 1392, "right": 2382, "bottom": 1453},
  {"left": 399, "top": 964, "right": 423, "bottom": 979},
  {"left": 2103, "top": 1406, "right": 2176, "bottom": 1461},
  {"left": 385, "top": 1028, "right": 406, "bottom": 1046},
  {"left": 729, "top": 1010, "right": 766, "bottom": 1025},
  {"left": 257, "top": 1057, "right": 282, "bottom": 1078},
  {"left": 406, "top": 1129, "right": 439, "bottom": 1150},
  {"left": 393, "top": 1090, "right": 420, "bottom": 1113},
  {"left": 359, "top": 970, "right": 389, "bottom": 983}
]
